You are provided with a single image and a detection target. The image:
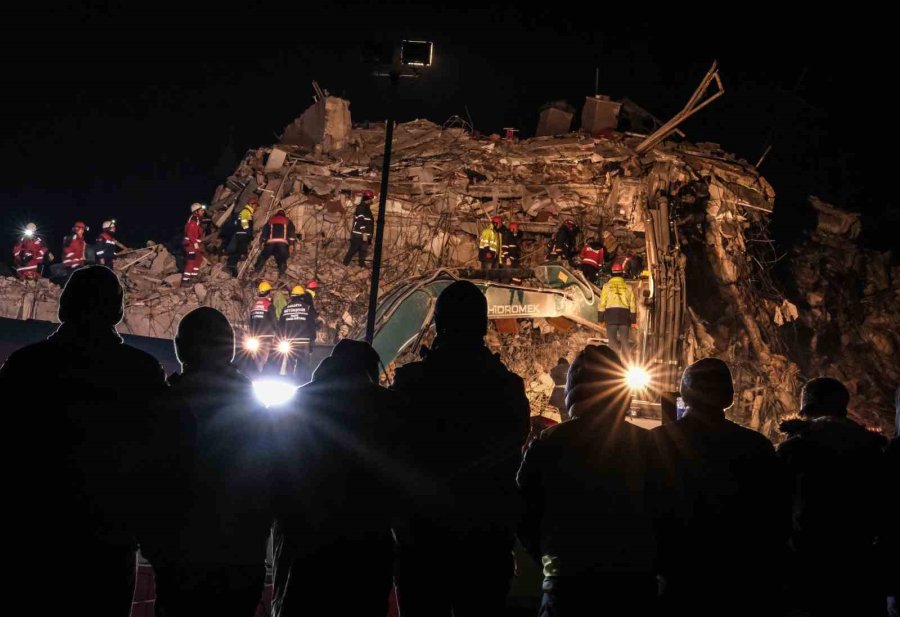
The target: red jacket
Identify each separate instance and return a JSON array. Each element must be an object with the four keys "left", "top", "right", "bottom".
[
  {"left": 62, "top": 234, "right": 86, "bottom": 269},
  {"left": 579, "top": 244, "right": 605, "bottom": 268},
  {"left": 262, "top": 214, "right": 295, "bottom": 245},
  {"left": 183, "top": 214, "right": 204, "bottom": 254},
  {"left": 13, "top": 237, "right": 48, "bottom": 275}
]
